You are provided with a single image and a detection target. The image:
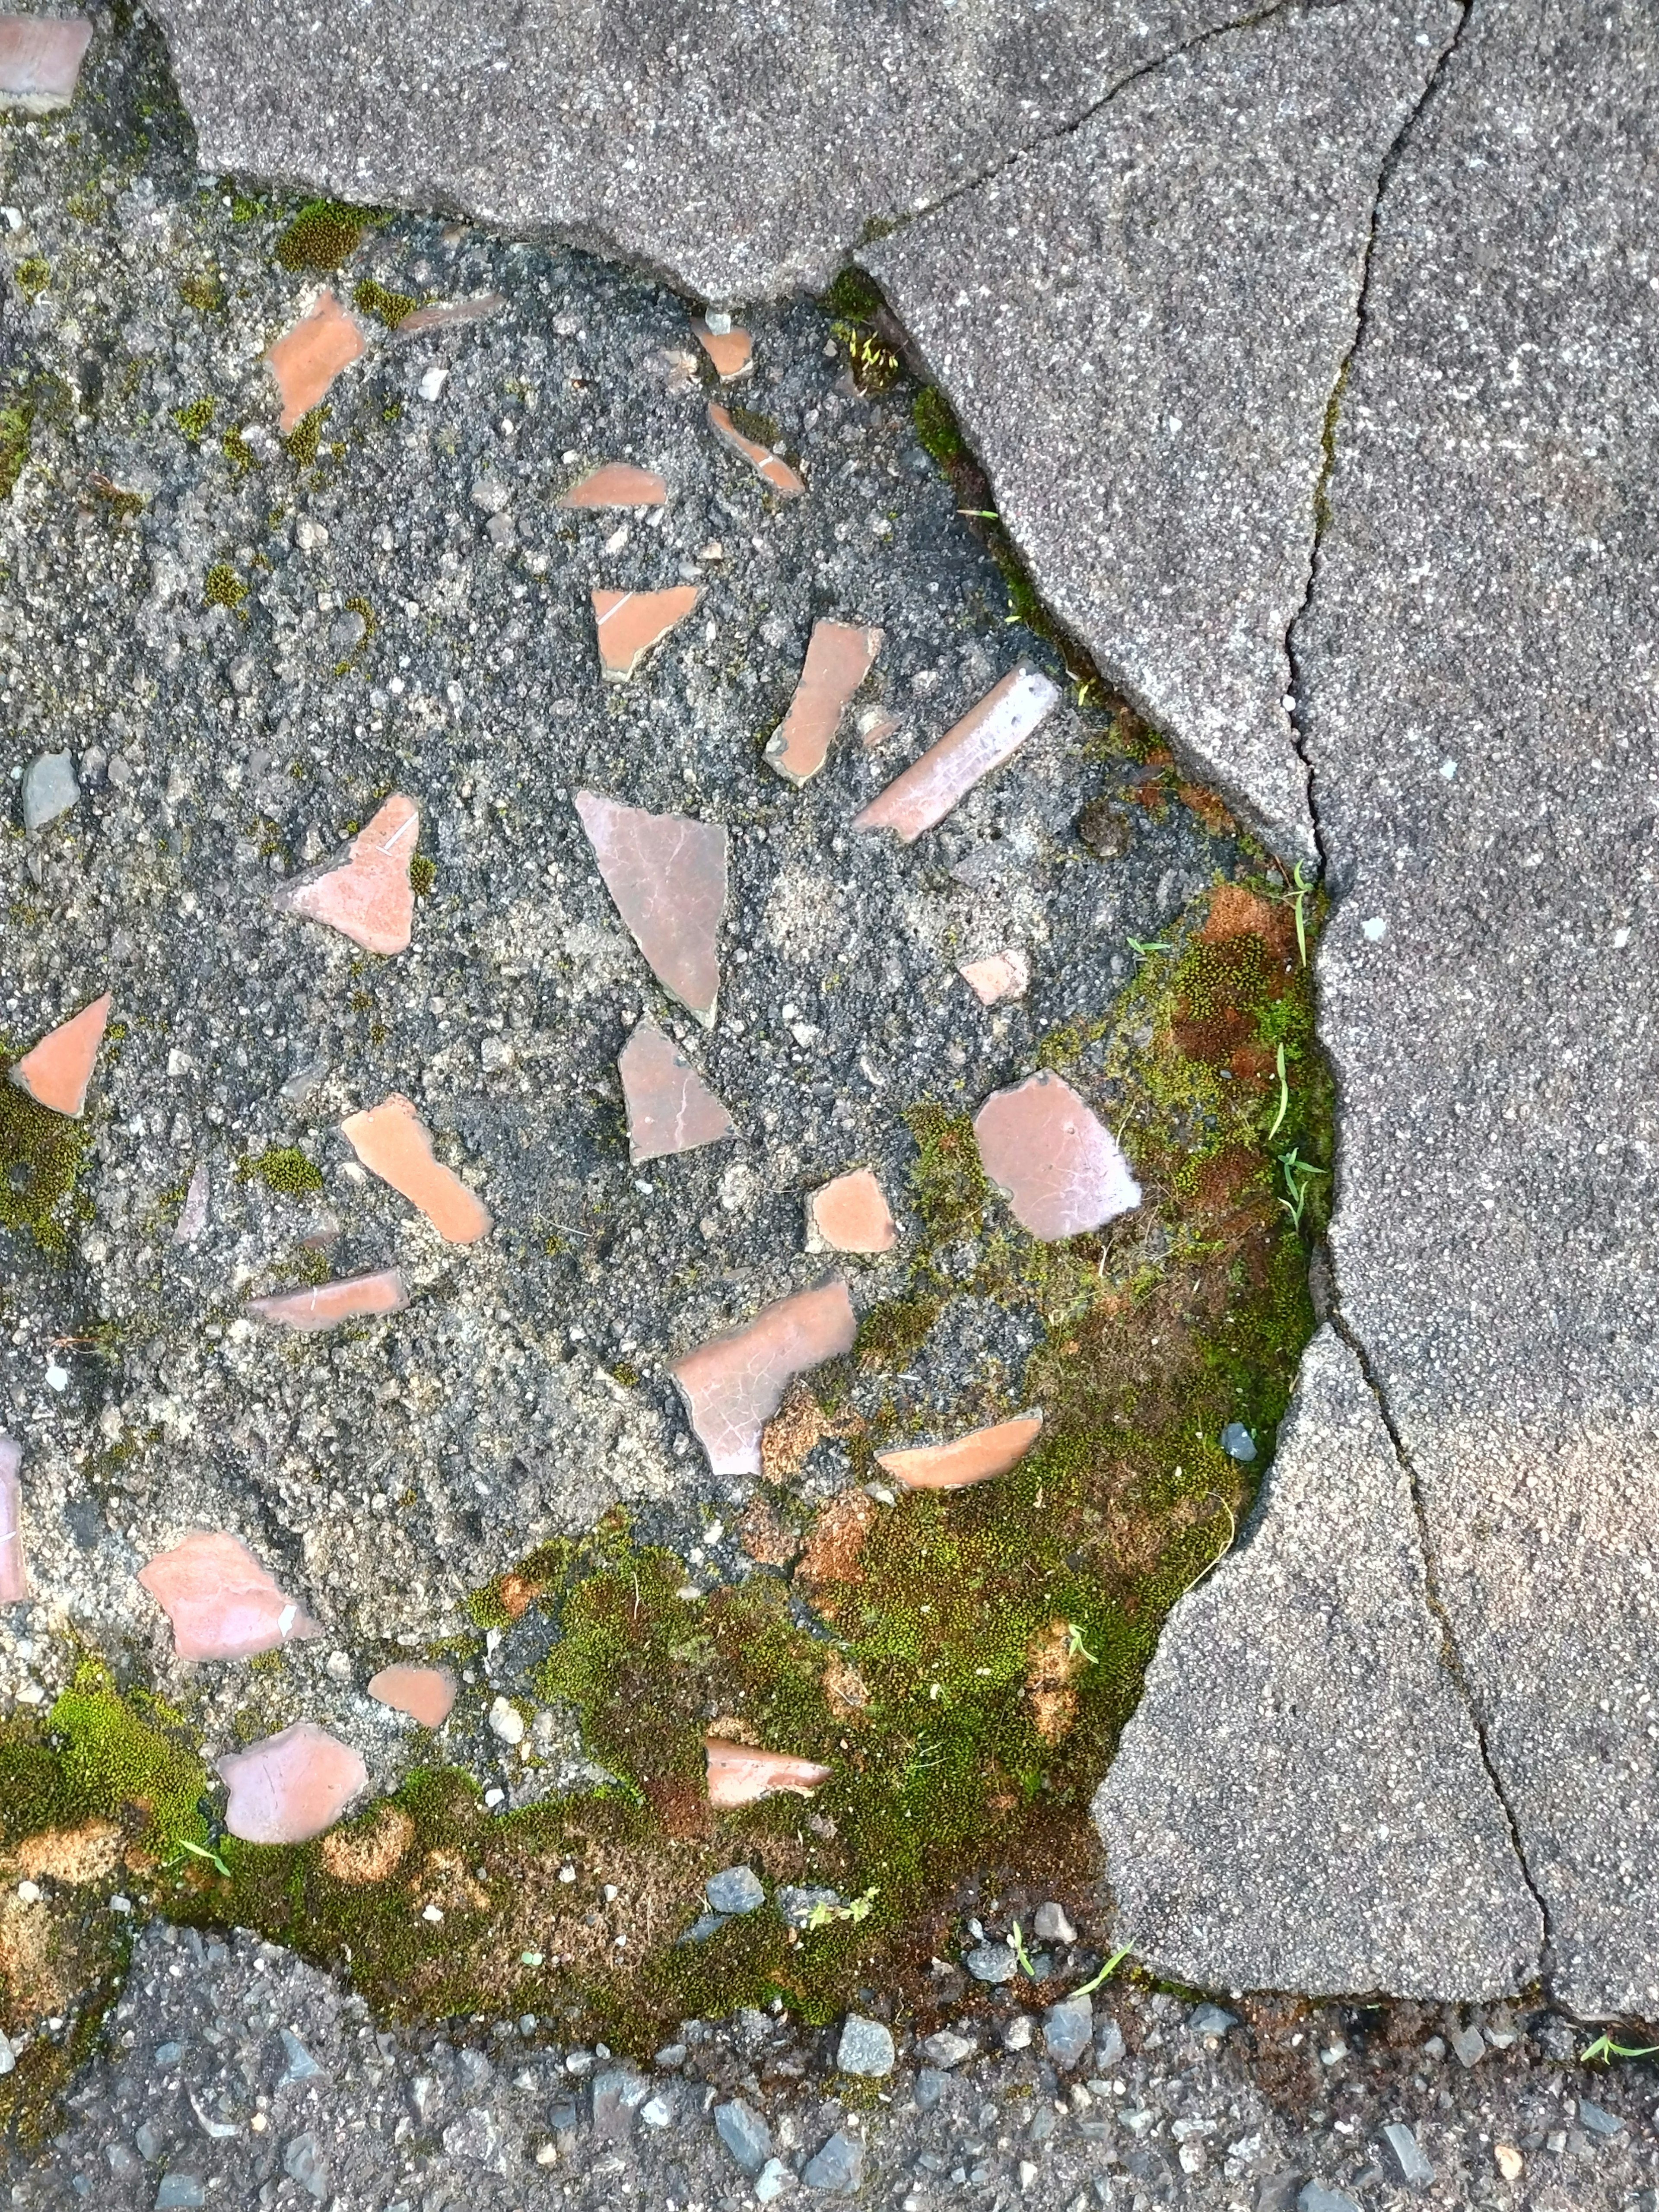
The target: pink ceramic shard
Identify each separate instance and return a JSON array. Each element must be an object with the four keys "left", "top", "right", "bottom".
[
  {"left": 8, "top": 992, "right": 110, "bottom": 1117},
  {"left": 248, "top": 1268, "right": 408, "bottom": 1332},
  {"left": 619, "top": 1020, "right": 735, "bottom": 1163},
  {"left": 273, "top": 794, "right": 418, "bottom": 956},
  {"left": 399, "top": 292, "right": 506, "bottom": 334},
  {"left": 558, "top": 463, "right": 667, "bottom": 509},
  {"left": 705, "top": 1737, "right": 831, "bottom": 1808},
  {"left": 671, "top": 1280, "right": 857, "bottom": 1477},
  {"left": 575, "top": 790, "right": 728, "bottom": 1025},
  {"left": 973, "top": 1072, "right": 1141, "bottom": 1242},
  {"left": 0, "top": 1436, "right": 26, "bottom": 1604},
  {"left": 173, "top": 1162, "right": 210, "bottom": 1245},
  {"left": 367, "top": 1663, "right": 457, "bottom": 1729},
  {"left": 0, "top": 14, "right": 91, "bottom": 111},
  {"left": 861, "top": 709, "right": 901, "bottom": 750},
  {"left": 853, "top": 666, "right": 1060, "bottom": 843},
  {"left": 137, "top": 1531, "right": 319, "bottom": 1662},
  {"left": 957, "top": 948, "right": 1030, "bottom": 1006},
  {"left": 876, "top": 1413, "right": 1045, "bottom": 1492},
  {"left": 340, "top": 1093, "right": 491, "bottom": 1244},
  {"left": 591, "top": 585, "right": 700, "bottom": 679},
  {"left": 217, "top": 1723, "right": 367, "bottom": 1844},
  {"left": 690, "top": 318, "right": 753, "bottom": 380},
  {"left": 266, "top": 289, "right": 365, "bottom": 434},
  {"left": 766, "top": 622, "right": 883, "bottom": 787},
  {"left": 707, "top": 403, "right": 804, "bottom": 498},
  {"left": 808, "top": 1169, "right": 896, "bottom": 1255}
]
